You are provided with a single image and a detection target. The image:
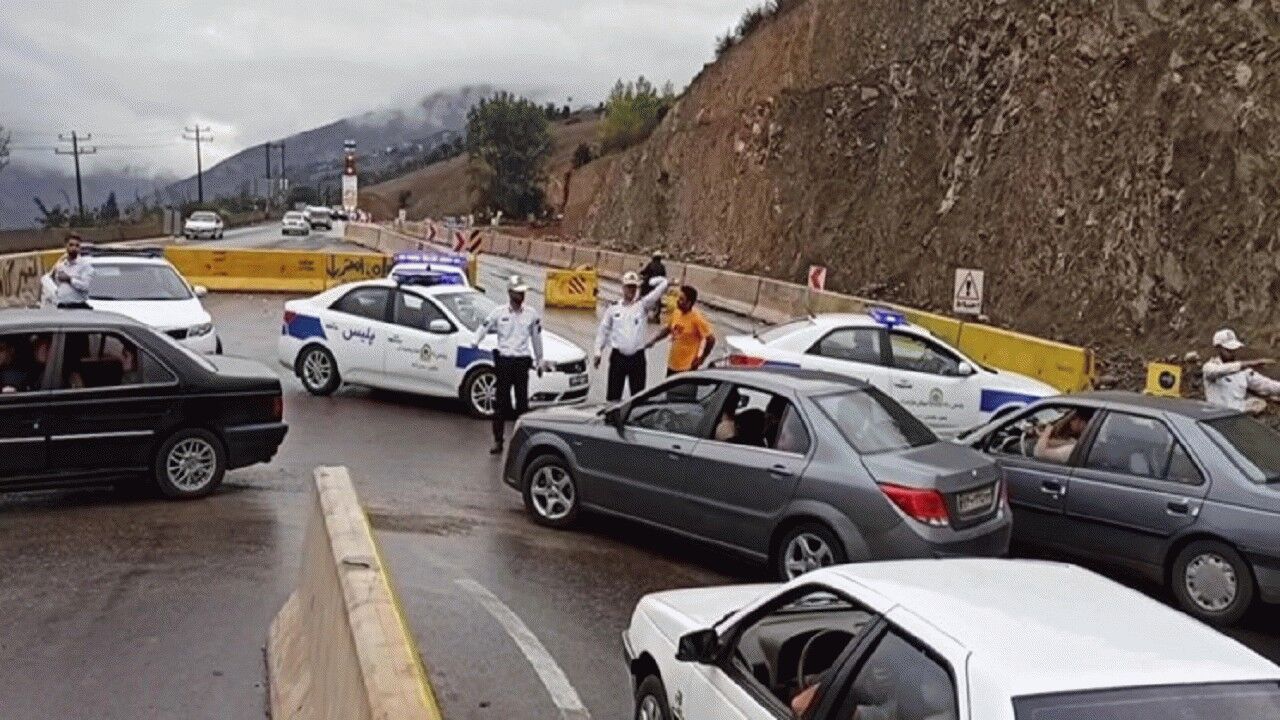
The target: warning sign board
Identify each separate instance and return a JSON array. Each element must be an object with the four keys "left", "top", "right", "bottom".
[
  {"left": 953, "top": 268, "right": 984, "bottom": 315},
  {"left": 341, "top": 174, "right": 358, "bottom": 212},
  {"left": 808, "top": 265, "right": 827, "bottom": 292}
]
